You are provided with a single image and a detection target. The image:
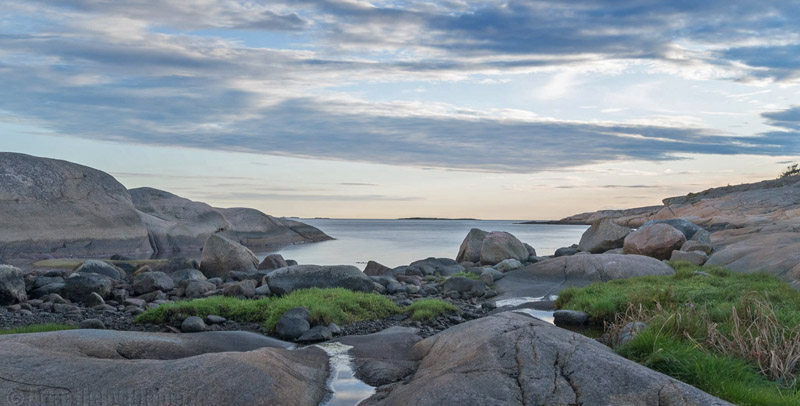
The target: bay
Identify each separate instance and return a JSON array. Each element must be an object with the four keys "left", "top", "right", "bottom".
[{"left": 257, "top": 219, "right": 588, "bottom": 268}]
